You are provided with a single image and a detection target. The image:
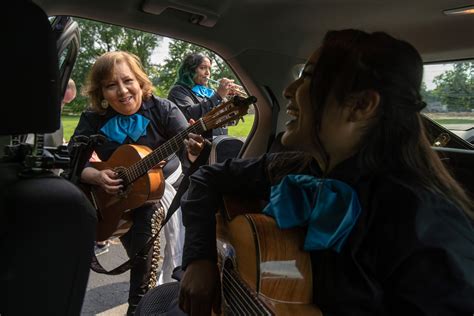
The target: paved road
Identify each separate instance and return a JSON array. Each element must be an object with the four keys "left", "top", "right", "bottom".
[
  {"left": 81, "top": 238, "right": 129, "bottom": 316},
  {"left": 81, "top": 235, "right": 165, "bottom": 316}
]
